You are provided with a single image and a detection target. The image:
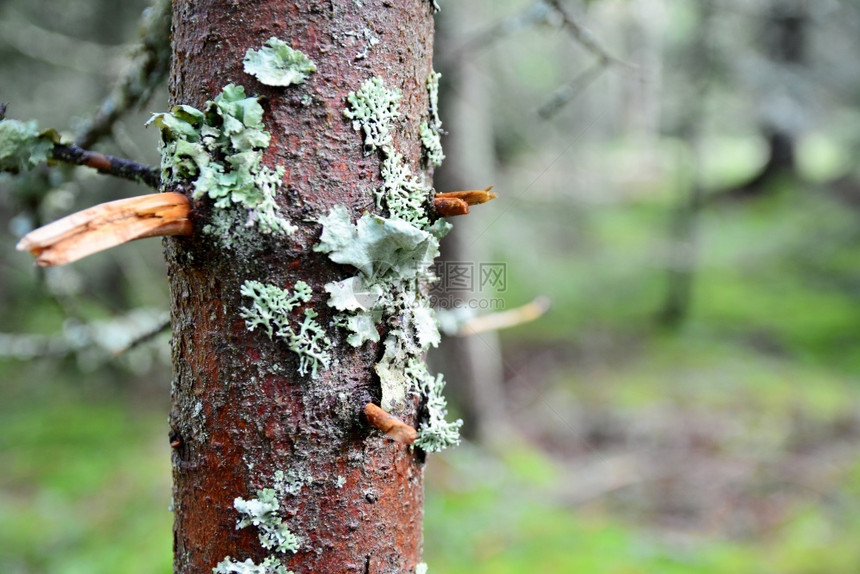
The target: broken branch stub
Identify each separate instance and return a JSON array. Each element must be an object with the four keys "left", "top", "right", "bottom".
[
  {"left": 364, "top": 403, "right": 418, "bottom": 446},
  {"left": 16, "top": 192, "right": 192, "bottom": 266},
  {"left": 434, "top": 186, "right": 497, "bottom": 217}
]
